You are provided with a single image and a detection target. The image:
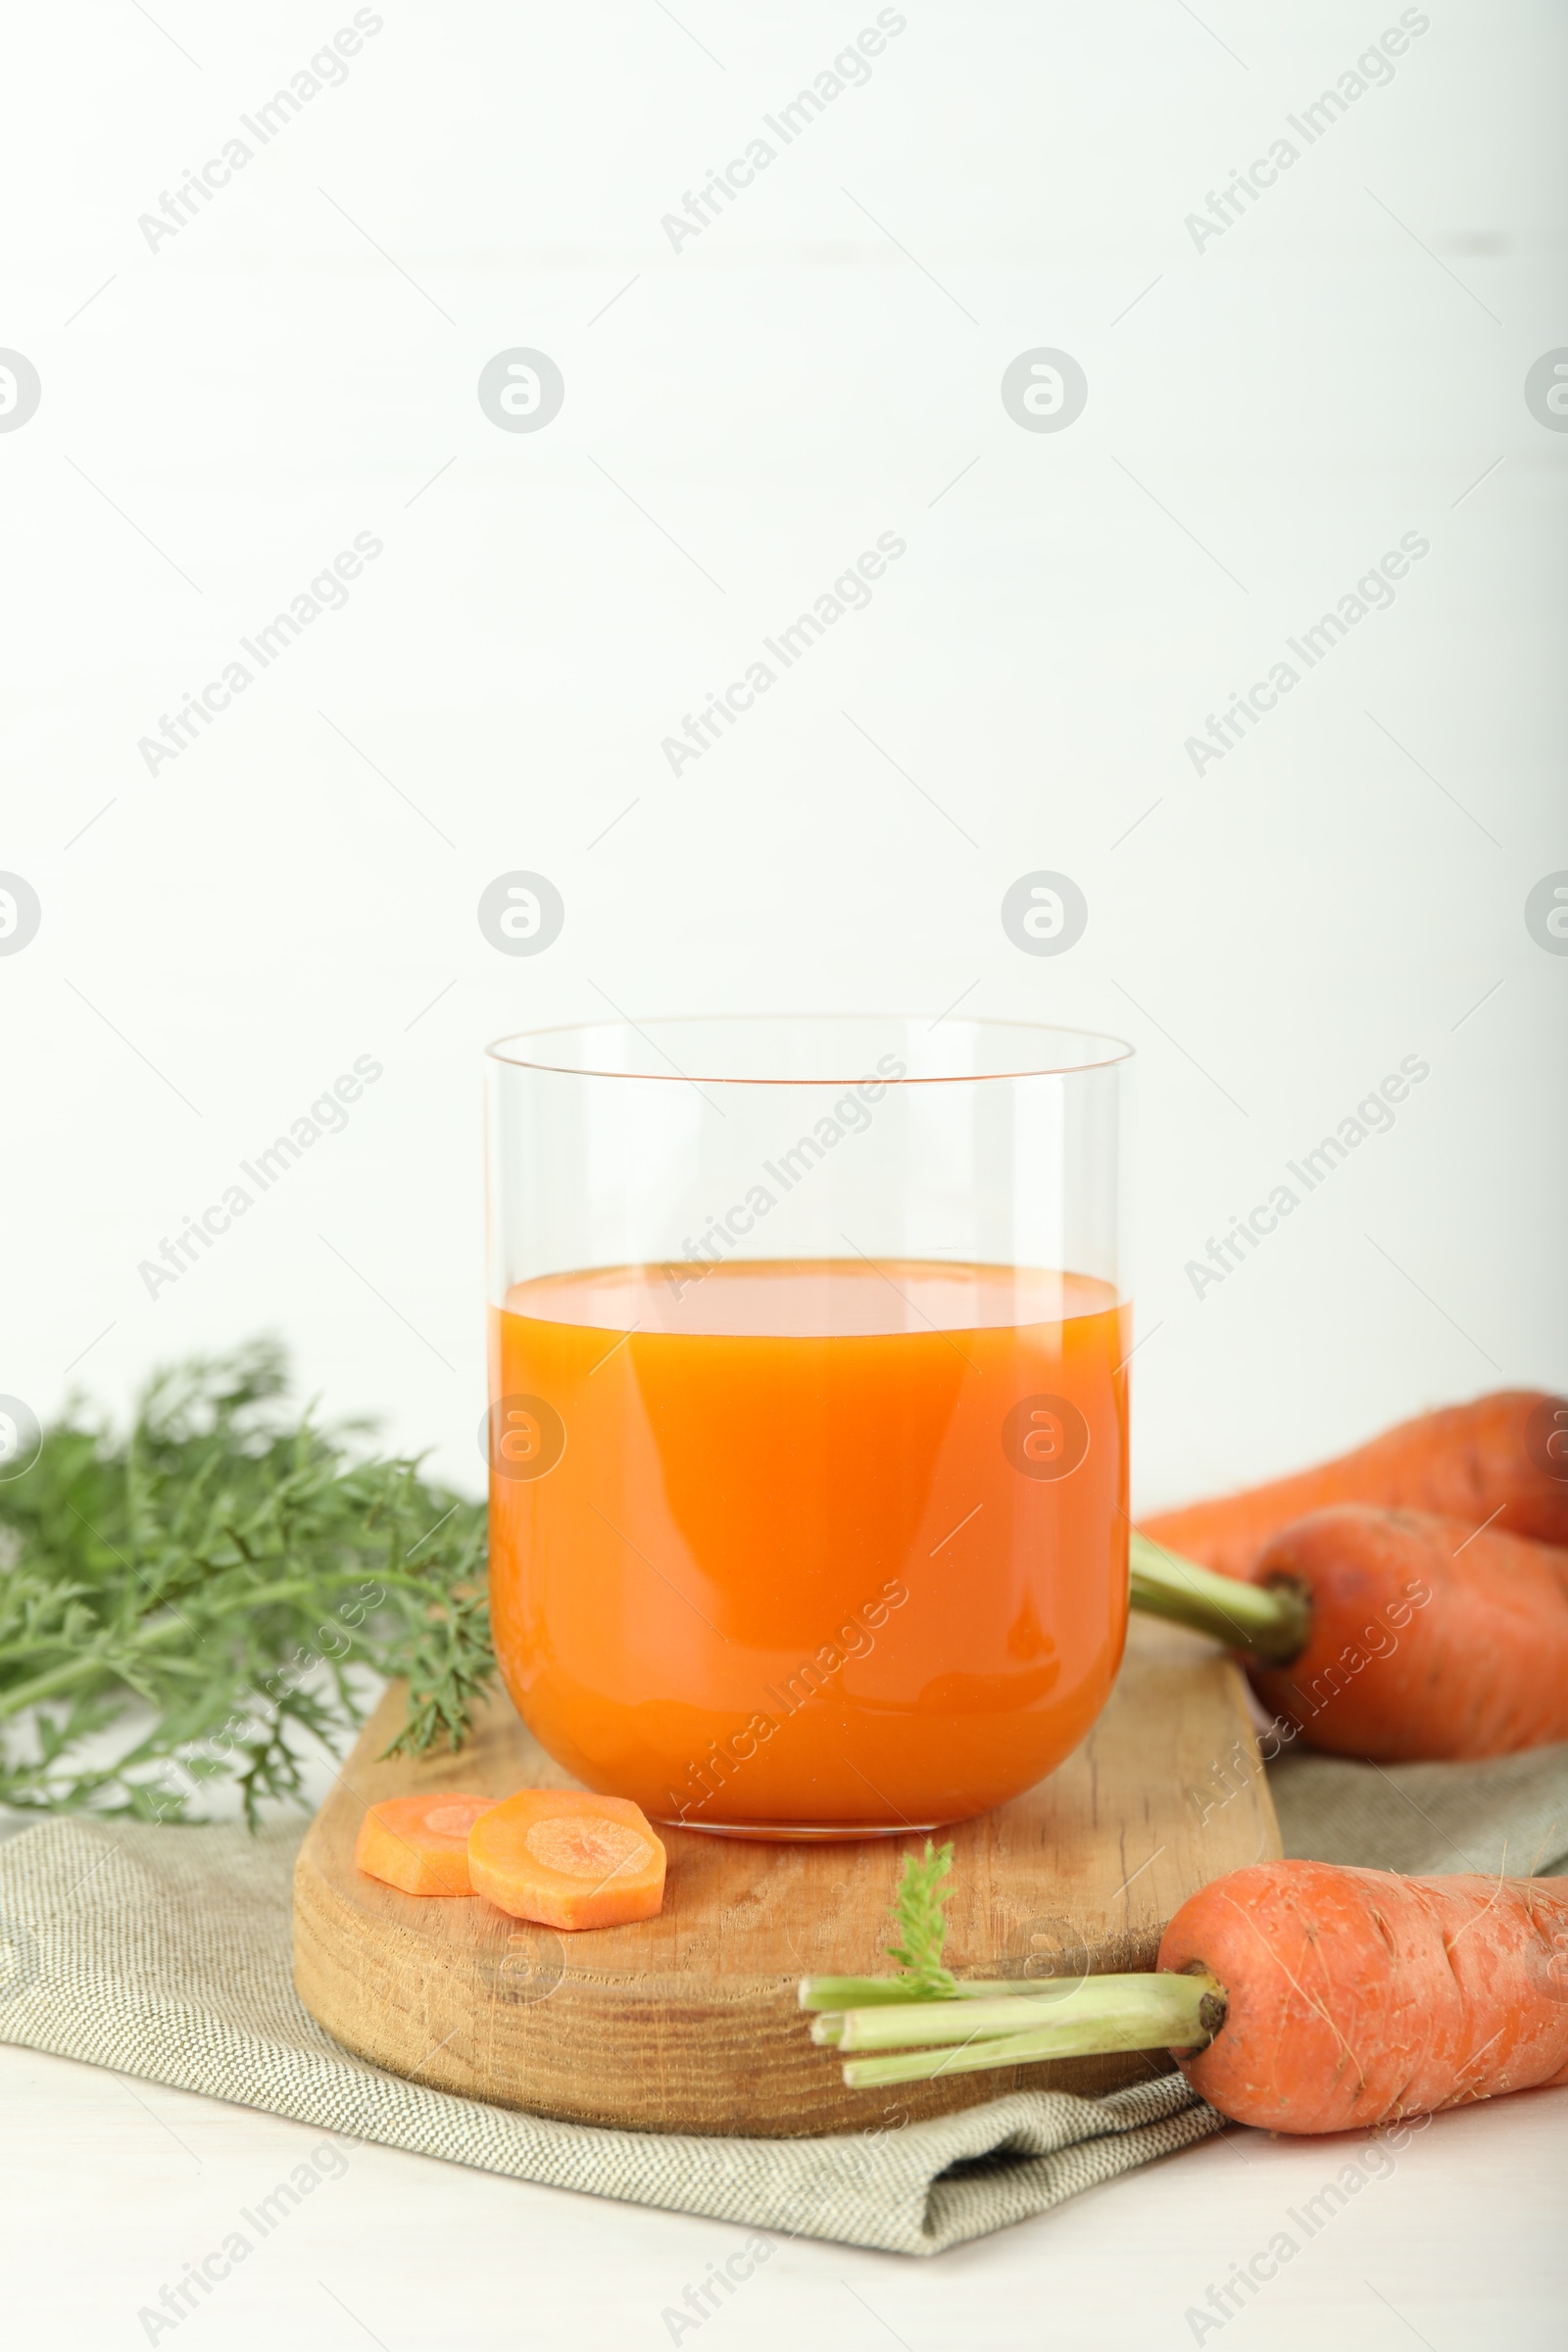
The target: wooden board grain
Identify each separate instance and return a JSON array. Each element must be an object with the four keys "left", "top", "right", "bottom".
[{"left": 293, "top": 1616, "right": 1277, "bottom": 2138}]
